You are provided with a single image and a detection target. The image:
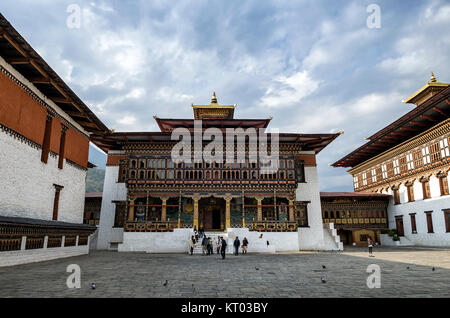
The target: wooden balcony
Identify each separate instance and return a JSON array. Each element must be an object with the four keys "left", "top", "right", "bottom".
[
  {"left": 124, "top": 221, "right": 179, "bottom": 232},
  {"left": 247, "top": 220, "right": 298, "bottom": 232},
  {"left": 323, "top": 217, "right": 388, "bottom": 229}
]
